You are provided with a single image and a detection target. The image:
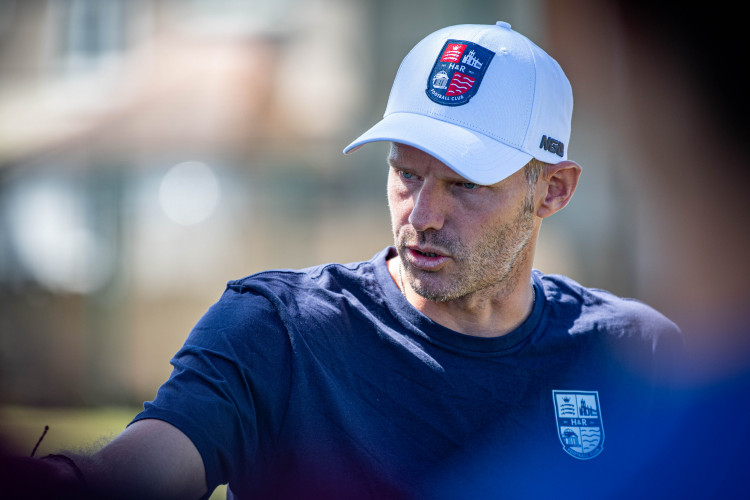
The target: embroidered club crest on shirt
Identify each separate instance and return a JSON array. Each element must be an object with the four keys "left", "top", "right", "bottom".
[
  {"left": 552, "top": 390, "right": 605, "bottom": 460},
  {"left": 426, "top": 40, "right": 494, "bottom": 106}
]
